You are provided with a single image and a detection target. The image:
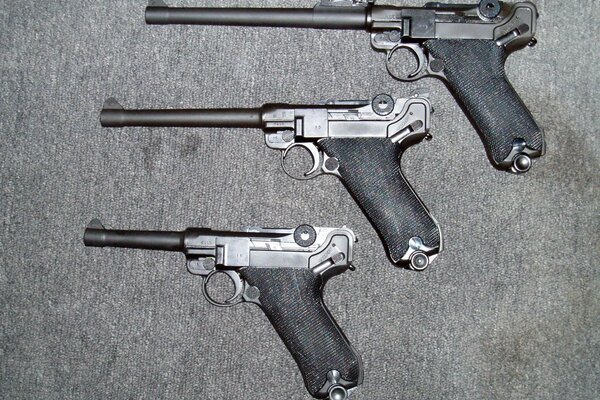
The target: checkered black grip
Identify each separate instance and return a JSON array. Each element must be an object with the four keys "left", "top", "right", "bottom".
[
  {"left": 320, "top": 138, "right": 440, "bottom": 267},
  {"left": 424, "top": 39, "right": 544, "bottom": 167},
  {"left": 239, "top": 268, "right": 362, "bottom": 397}
]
